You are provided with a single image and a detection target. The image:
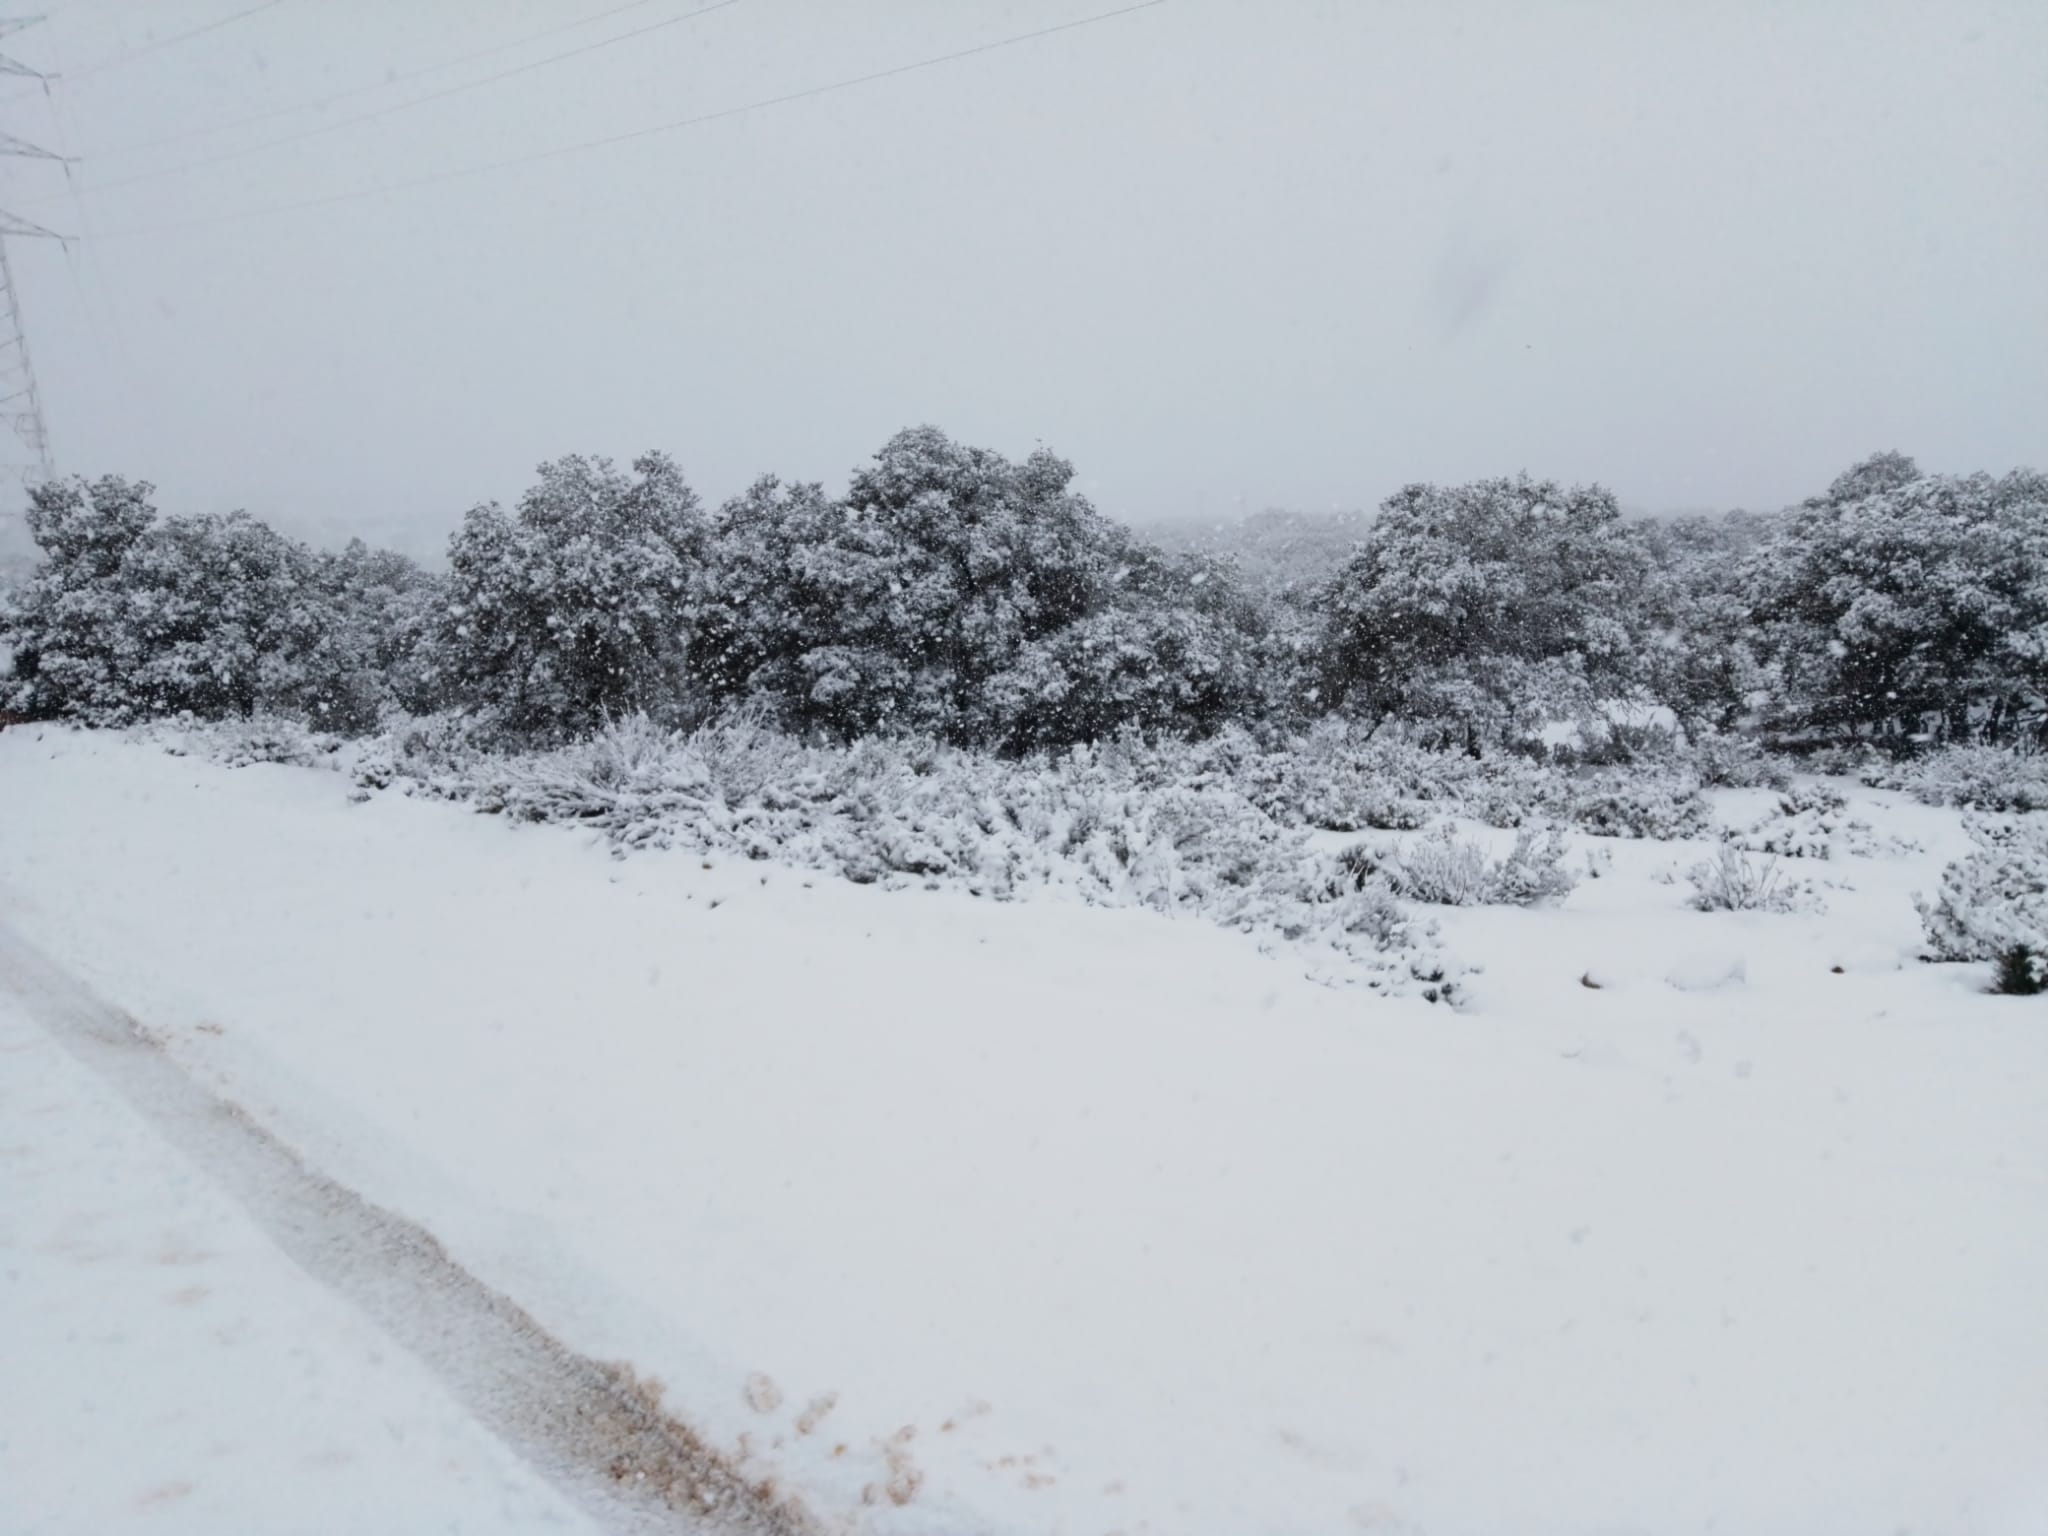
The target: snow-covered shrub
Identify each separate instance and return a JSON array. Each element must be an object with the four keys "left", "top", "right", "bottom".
[
  {"left": 349, "top": 712, "right": 497, "bottom": 800},
  {"left": 1802, "top": 740, "right": 1884, "bottom": 779},
  {"left": 1357, "top": 794, "right": 1431, "bottom": 831},
  {"left": 1374, "top": 826, "right": 1492, "bottom": 906},
  {"left": 1866, "top": 745, "right": 2048, "bottom": 813},
  {"left": 1731, "top": 784, "right": 1847, "bottom": 859},
  {"left": 1557, "top": 718, "right": 1681, "bottom": 769},
  {"left": 355, "top": 712, "right": 1468, "bottom": 1000},
  {"left": 1568, "top": 769, "right": 1711, "bottom": 840},
  {"left": 1245, "top": 727, "right": 1556, "bottom": 832},
  {"left": 1350, "top": 823, "right": 1577, "bottom": 908},
  {"left": 1686, "top": 841, "right": 1817, "bottom": 914},
  {"left": 1689, "top": 734, "right": 1792, "bottom": 790},
  {"left": 1916, "top": 817, "right": 2048, "bottom": 993},
  {"left": 1725, "top": 782, "right": 1919, "bottom": 861},
  {"left": 1458, "top": 770, "right": 1551, "bottom": 830},
  {"left": 146, "top": 714, "right": 345, "bottom": 770},
  {"left": 1487, "top": 825, "right": 1580, "bottom": 906}
]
